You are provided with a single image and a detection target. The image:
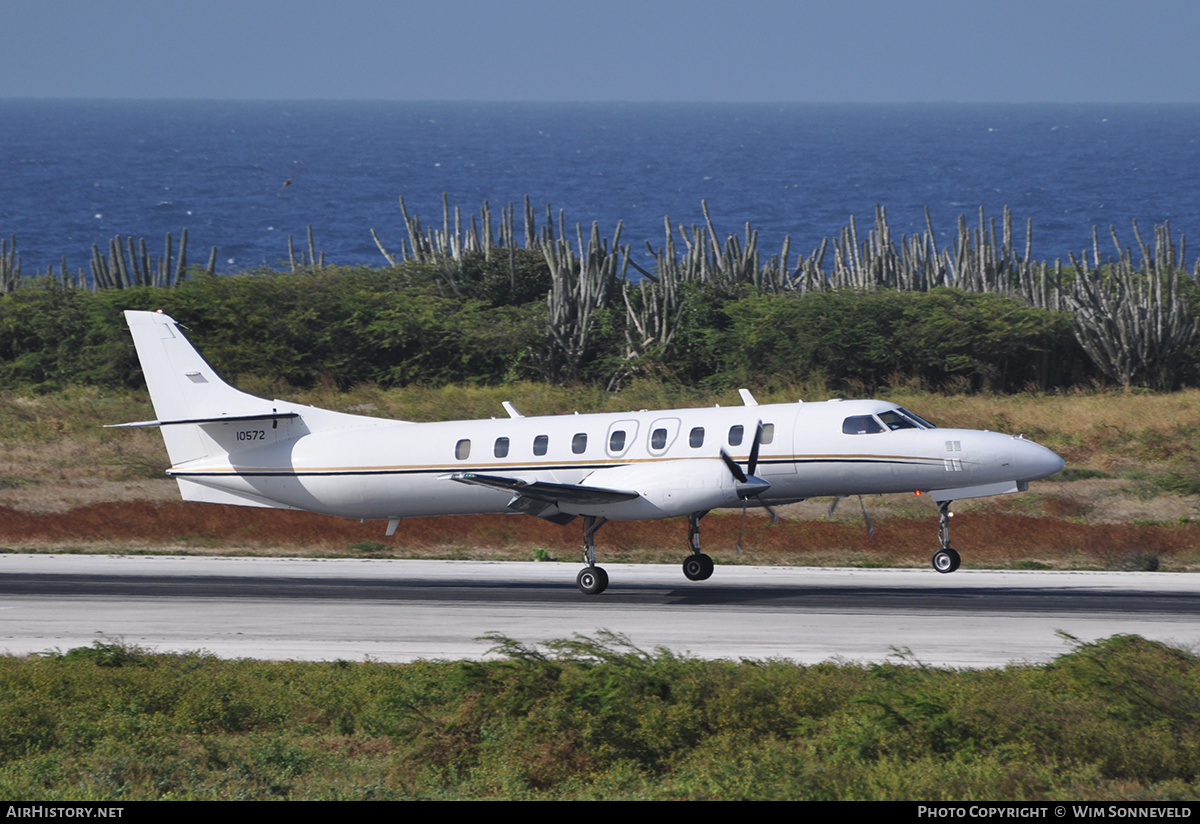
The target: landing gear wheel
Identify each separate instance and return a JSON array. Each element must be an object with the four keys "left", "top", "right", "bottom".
[
  {"left": 577, "top": 565, "right": 609, "bottom": 595},
  {"left": 932, "top": 547, "right": 961, "bottom": 574},
  {"left": 683, "top": 553, "right": 714, "bottom": 581}
]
